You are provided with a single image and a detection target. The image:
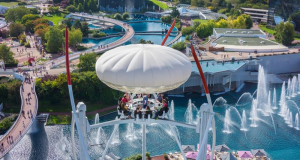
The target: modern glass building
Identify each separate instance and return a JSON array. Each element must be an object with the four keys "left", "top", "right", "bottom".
[
  {"left": 267, "top": 0, "right": 300, "bottom": 25},
  {"left": 99, "top": 0, "right": 146, "bottom": 12}
]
